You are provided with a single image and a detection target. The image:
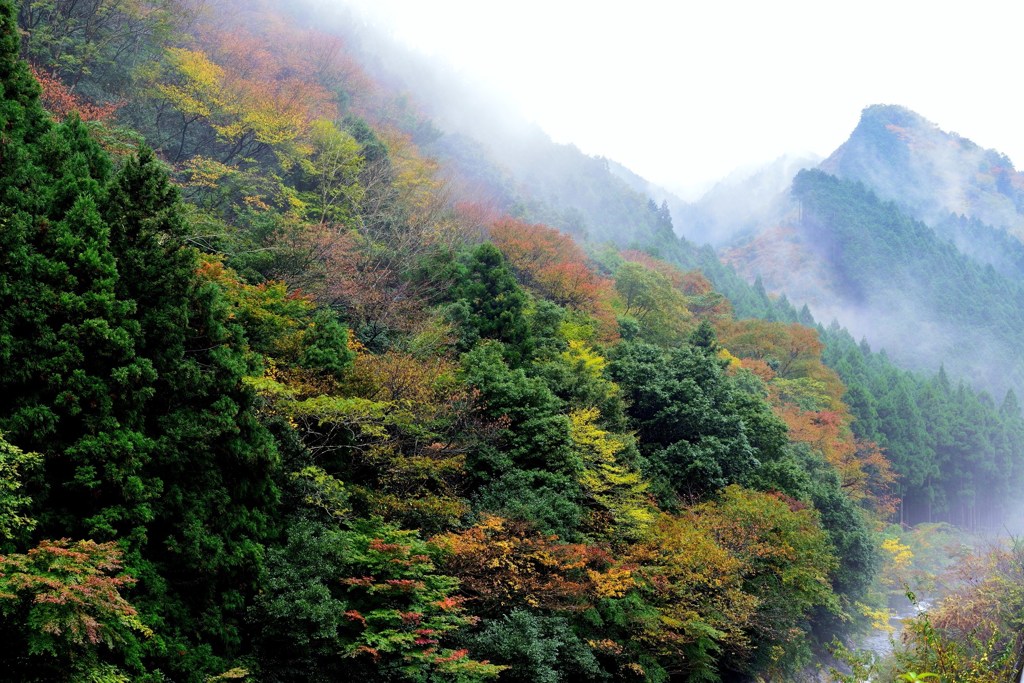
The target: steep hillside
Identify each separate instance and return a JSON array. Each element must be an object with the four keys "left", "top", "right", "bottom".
[
  {"left": 6, "top": 3, "right": 1024, "bottom": 681},
  {"left": 821, "top": 104, "right": 1024, "bottom": 236},
  {"left": 795, "top": 169, "right": 1024, "bottom": 394},
  {"left": 0, "top": 1, "right": 903, "bottom": 680},
  {"left": 706, "top": 107, "right": 1024, "bottom": 400},
  {"left": 292, "top": 2, "right": 684, "bottom": 248}
]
